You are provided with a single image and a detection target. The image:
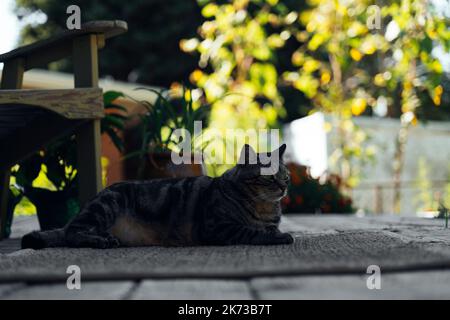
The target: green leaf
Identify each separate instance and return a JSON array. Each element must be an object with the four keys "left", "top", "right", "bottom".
[
  {"left": 105, "top": 128, "right": 124, "bottom": 152},
  {"left": 102, "top": 115, "right": 125, "bottom": 131},
  {"left": 420, "top": 36, "right": 433, "bottom": 54},
  {"left": 104, "top": 103, "right": 128, "bottom": 113},
  {"left": 103, "top": 91, "right": 125, "bottom": 105}
]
